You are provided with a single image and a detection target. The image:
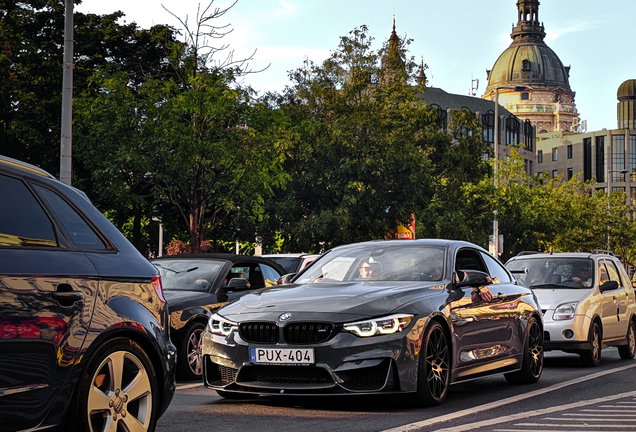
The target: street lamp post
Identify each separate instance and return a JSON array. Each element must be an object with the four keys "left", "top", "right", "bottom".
[
  {"left": 491, "top": 85, "right": 529, "bottom": 258},
  {"left": 607, "top": 168, "right": 628, "bottom": 251}
]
